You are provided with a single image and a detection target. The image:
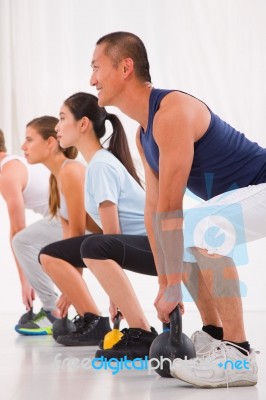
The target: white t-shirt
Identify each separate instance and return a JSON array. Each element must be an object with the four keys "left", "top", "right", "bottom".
[
  {"left": 85, "top": 149, "right": 146, "bottom": 235},
  {"left": 0, "top": 155, "right": 50, "bottom": 216}
]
